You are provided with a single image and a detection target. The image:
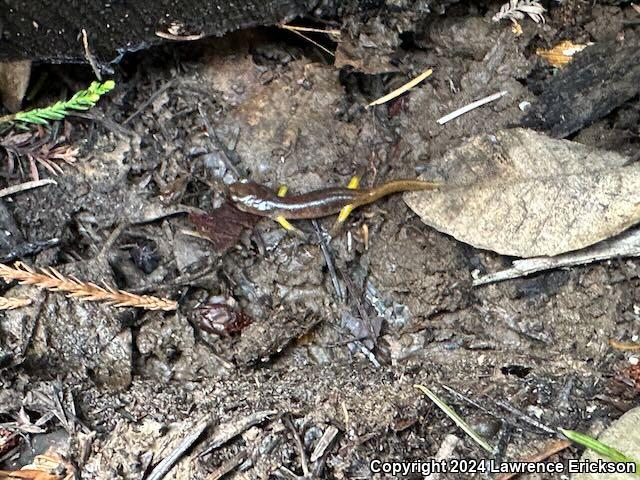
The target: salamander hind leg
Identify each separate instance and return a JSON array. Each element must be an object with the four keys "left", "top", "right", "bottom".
[{"left": 331, "top": 175, "right": 361, "bottom": 234}]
